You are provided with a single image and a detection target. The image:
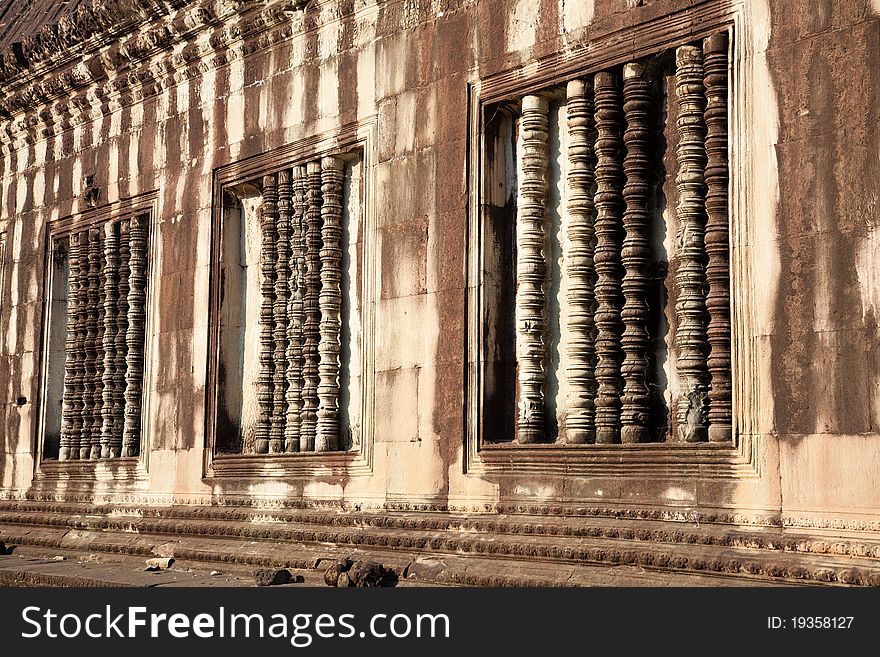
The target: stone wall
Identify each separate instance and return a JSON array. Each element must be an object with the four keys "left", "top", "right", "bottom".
[{"left": 0, "top": 0, "right": 878, "bottom": 543}]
